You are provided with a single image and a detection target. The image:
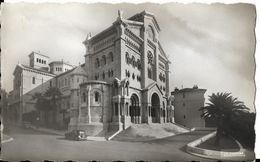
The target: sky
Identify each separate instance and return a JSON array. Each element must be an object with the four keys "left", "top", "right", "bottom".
[{"left": 1, "top": 2, "right": 256, "bottom": 111}]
